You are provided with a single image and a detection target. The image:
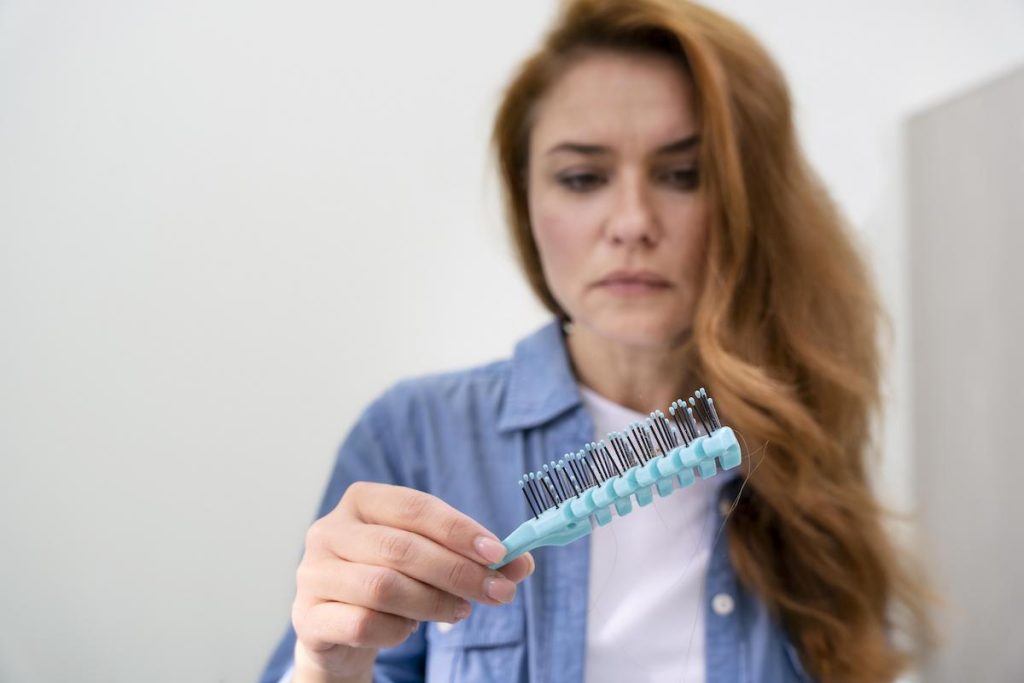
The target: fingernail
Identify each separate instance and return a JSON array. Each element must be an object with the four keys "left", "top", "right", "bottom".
[
  {"left": 474, "top": 536, "right": 507, "bottom": 564},
  {"left": 484, "top": 576, "right": 516, "bottom": 604},
  {"left": 453, "top": 600, "right": 472, "bottom": 621}
]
